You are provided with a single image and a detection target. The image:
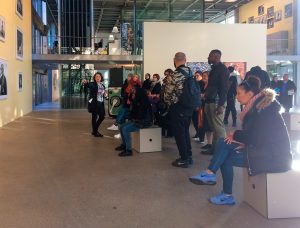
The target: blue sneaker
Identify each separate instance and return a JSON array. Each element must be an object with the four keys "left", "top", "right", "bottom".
[
  {"left": 209, "top": 192, "right": 236, "bottom": 205},
  {"left": 189, "top": 171, "right": 216, "bottom": 185}
]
